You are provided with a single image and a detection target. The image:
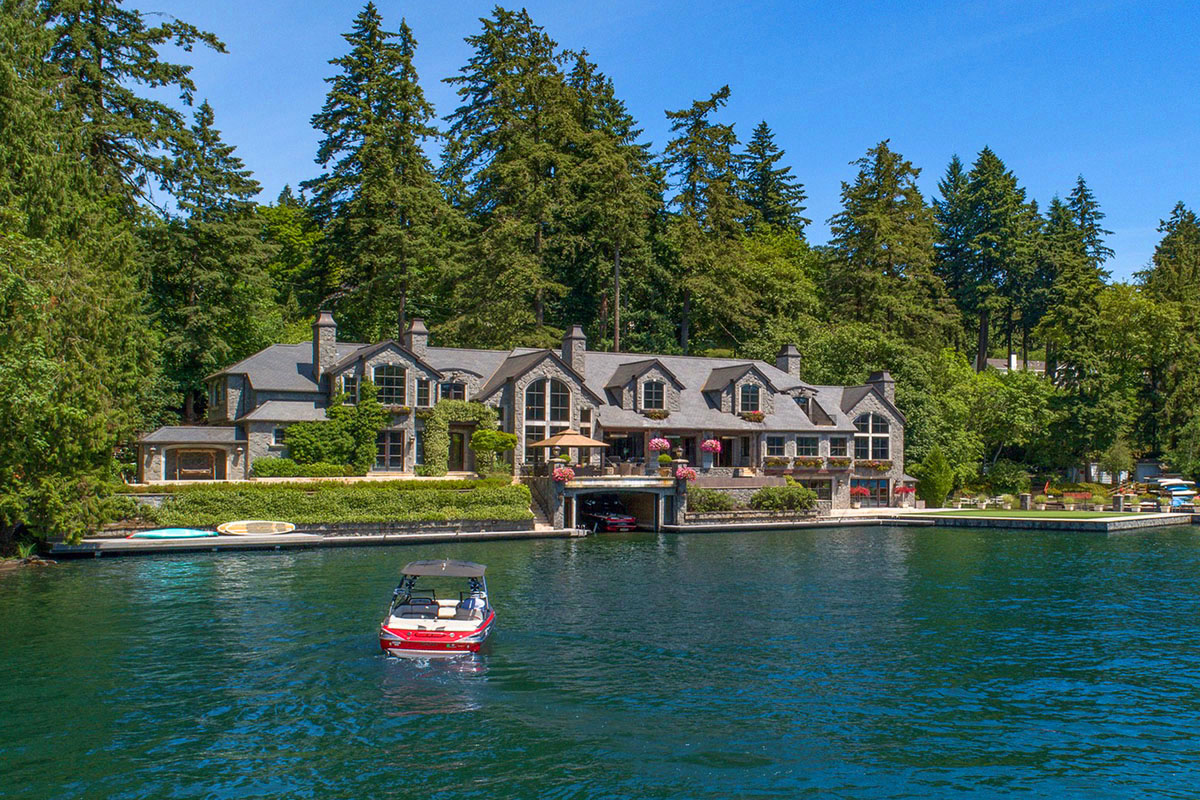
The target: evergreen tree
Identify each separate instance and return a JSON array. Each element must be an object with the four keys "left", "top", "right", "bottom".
[
  {"left": 257, "top": 186, "right": 323, "bottom": 317},
  {"left": 441, "top": 6, "right": 584, "bottom": 346},
  {"left": 826, "top": 140, "right": 953, "bottom": 346},
  {"left": 304, "top": 5, "right": 453, "bottom": 342},
  {"left": 933, "top": 155, "right": 973, "bottom": 349},
  {"left": 1139, "top": 204, "right": 1200, "bottom": 474},
  {"left": 662, "top": 86, "right": 751, "bottom": 352},
  {"left": 962, "top": 147, "right": 1033, "bottom": 369},
  {"left": 41, "top": 0, "right": 224, "bottom": 204},
  {"left": 740, "top": 121, "right": 809, "bottom": 235},
  {"left": 566, "top": 51, "right": 658, "bottom": 352},
  {"left": 1066, "top": 175, "right": 1114, "bottom": 272},
  {"left": 145, "top": 101, "right": 279, "bottom": 421}
]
